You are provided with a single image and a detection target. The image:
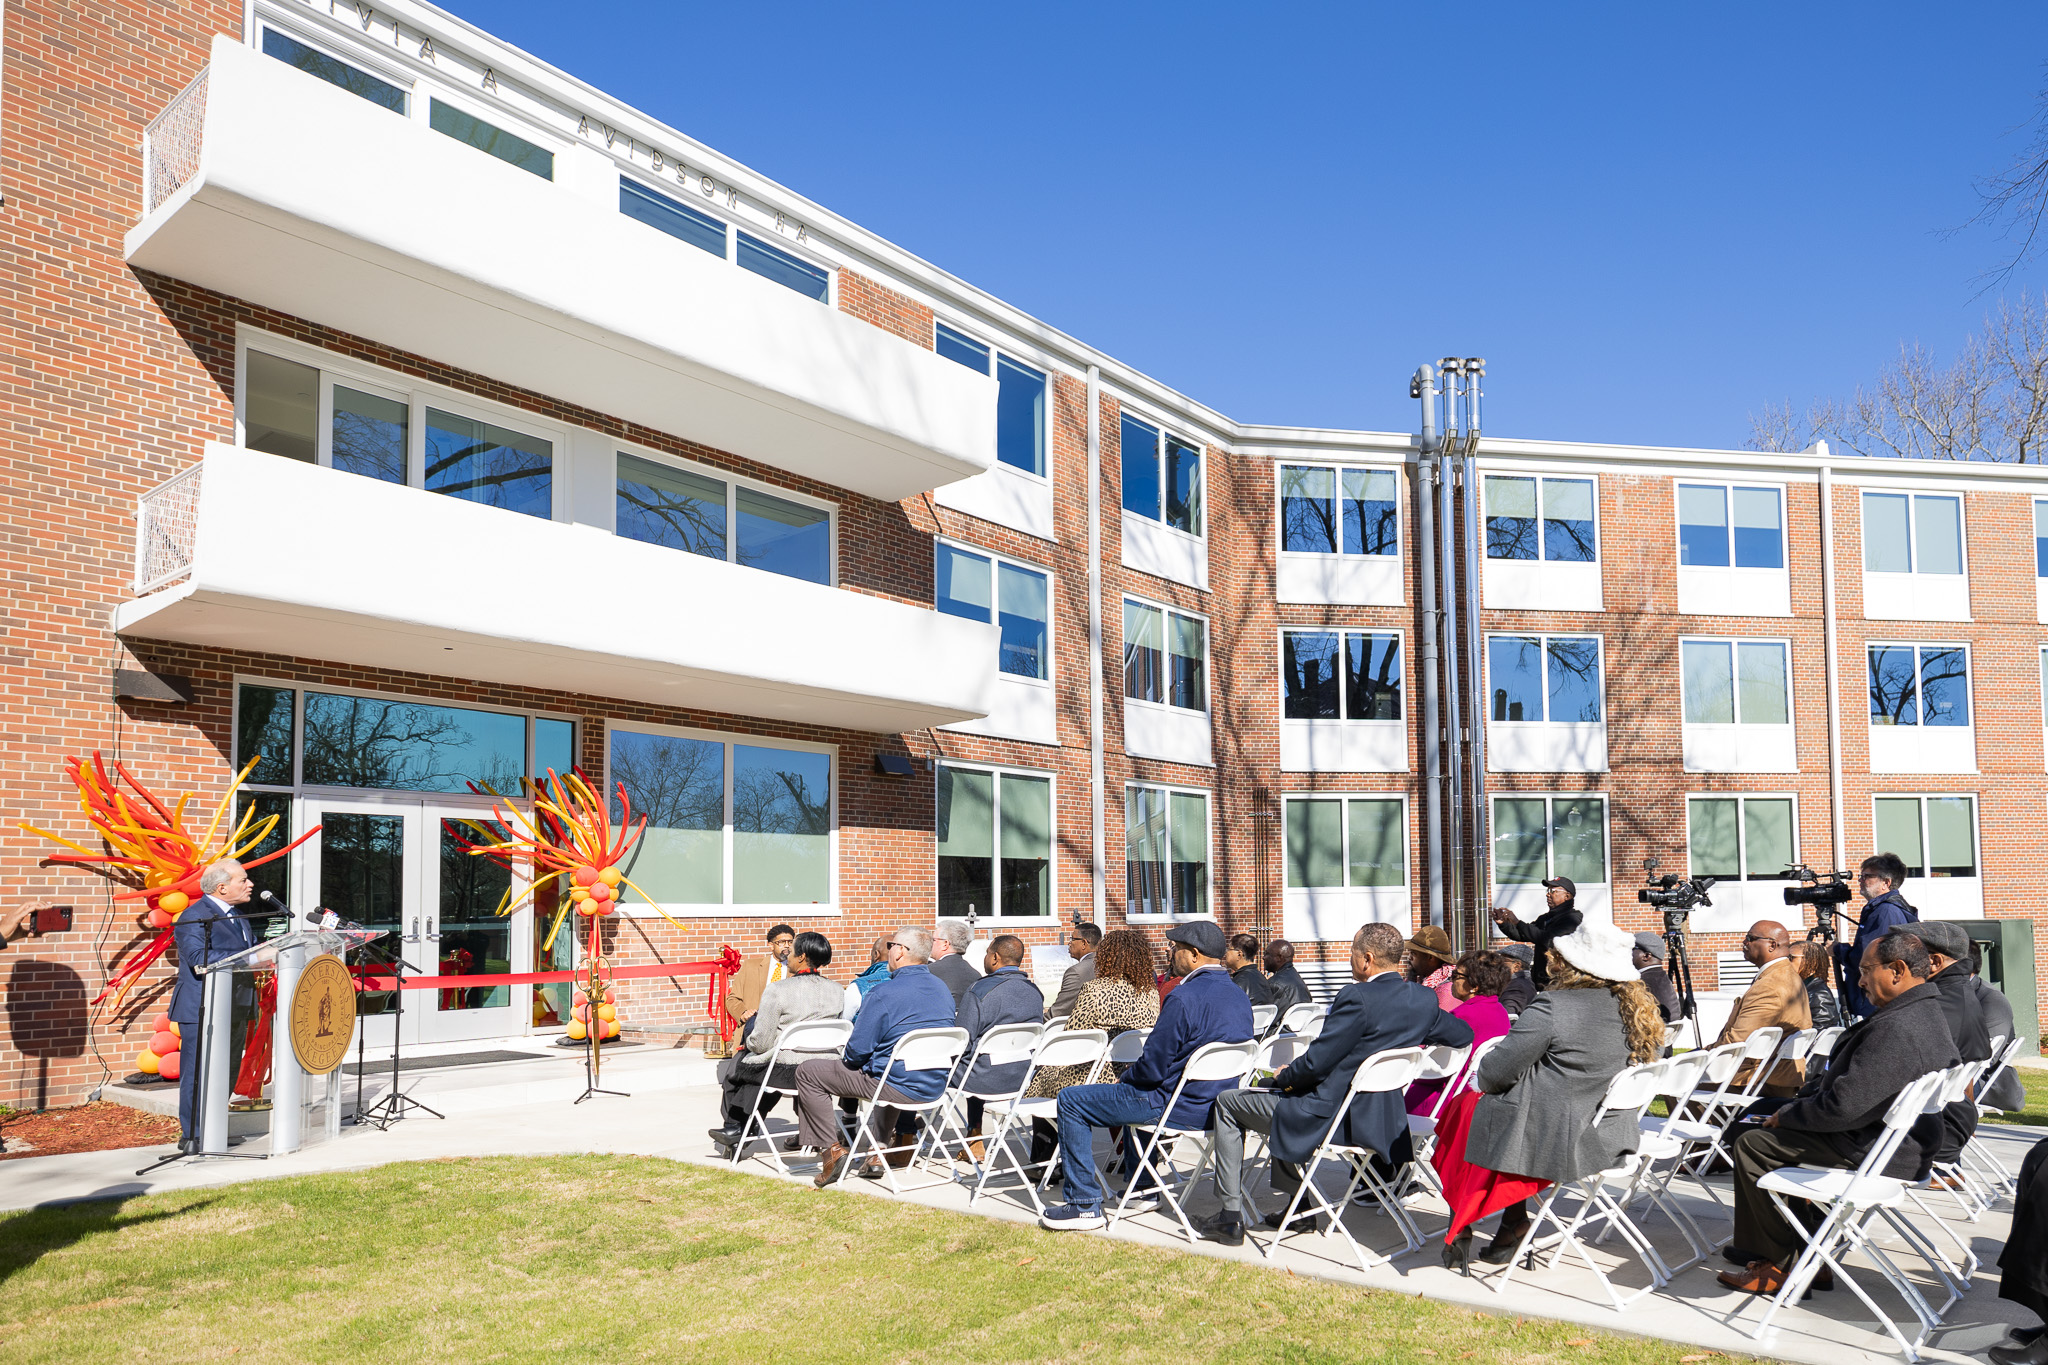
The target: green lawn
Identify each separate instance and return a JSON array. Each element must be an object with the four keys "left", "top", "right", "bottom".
[
  {"left": 1985, "top": 1065, "right": 2048, "bottom": 1128},
  {"left": 0, "top": 1156, "right": 1740, "bottom": 1364}
]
